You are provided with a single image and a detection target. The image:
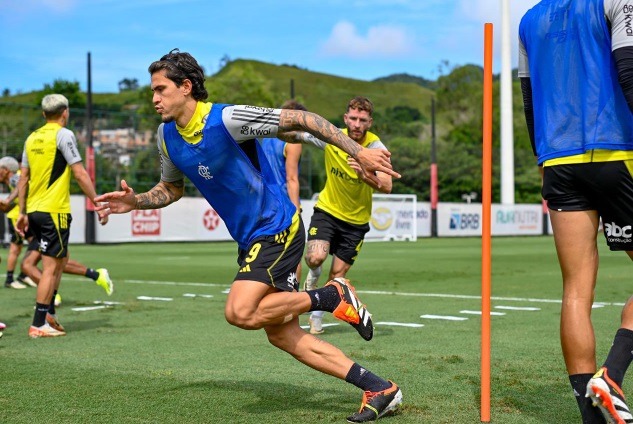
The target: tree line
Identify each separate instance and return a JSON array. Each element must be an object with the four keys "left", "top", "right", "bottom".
[{"left": 1, "top": 62, "right": 541, "bottom": 204}]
